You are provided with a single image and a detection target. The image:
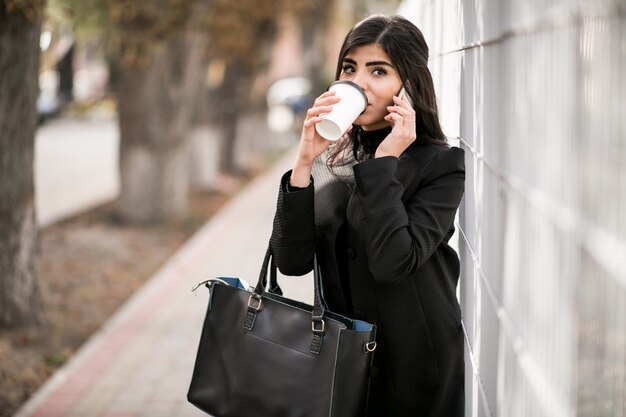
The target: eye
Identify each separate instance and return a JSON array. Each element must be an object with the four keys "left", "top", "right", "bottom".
[
  {"left": 342, "top": 65, "right": 355, "bottom": 75},
  {"left": 372, "top": 68, "right": 387, "bottom": 76}
]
